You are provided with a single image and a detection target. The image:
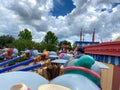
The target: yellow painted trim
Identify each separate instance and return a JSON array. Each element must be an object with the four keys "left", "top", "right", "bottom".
[{"left": 100, "top": 63, "right": 114, "bottom": 90}]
